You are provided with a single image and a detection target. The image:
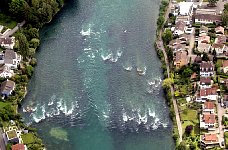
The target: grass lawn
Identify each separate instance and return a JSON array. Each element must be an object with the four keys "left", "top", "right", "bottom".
[
  {"left": 21, "top": 133, "right": 36, "bottom": 144},
  {"left": 180, "top": 109, "right": 199, "bottom": 123},
  {"left": 6, "top": 130, "right": 17, "bottom": 139},
  {"left": 0, "top": 13, "right": 17, "bottom": 29},
  {"left": 0, "top": 101, "right": 9, "bottom": 109}
]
